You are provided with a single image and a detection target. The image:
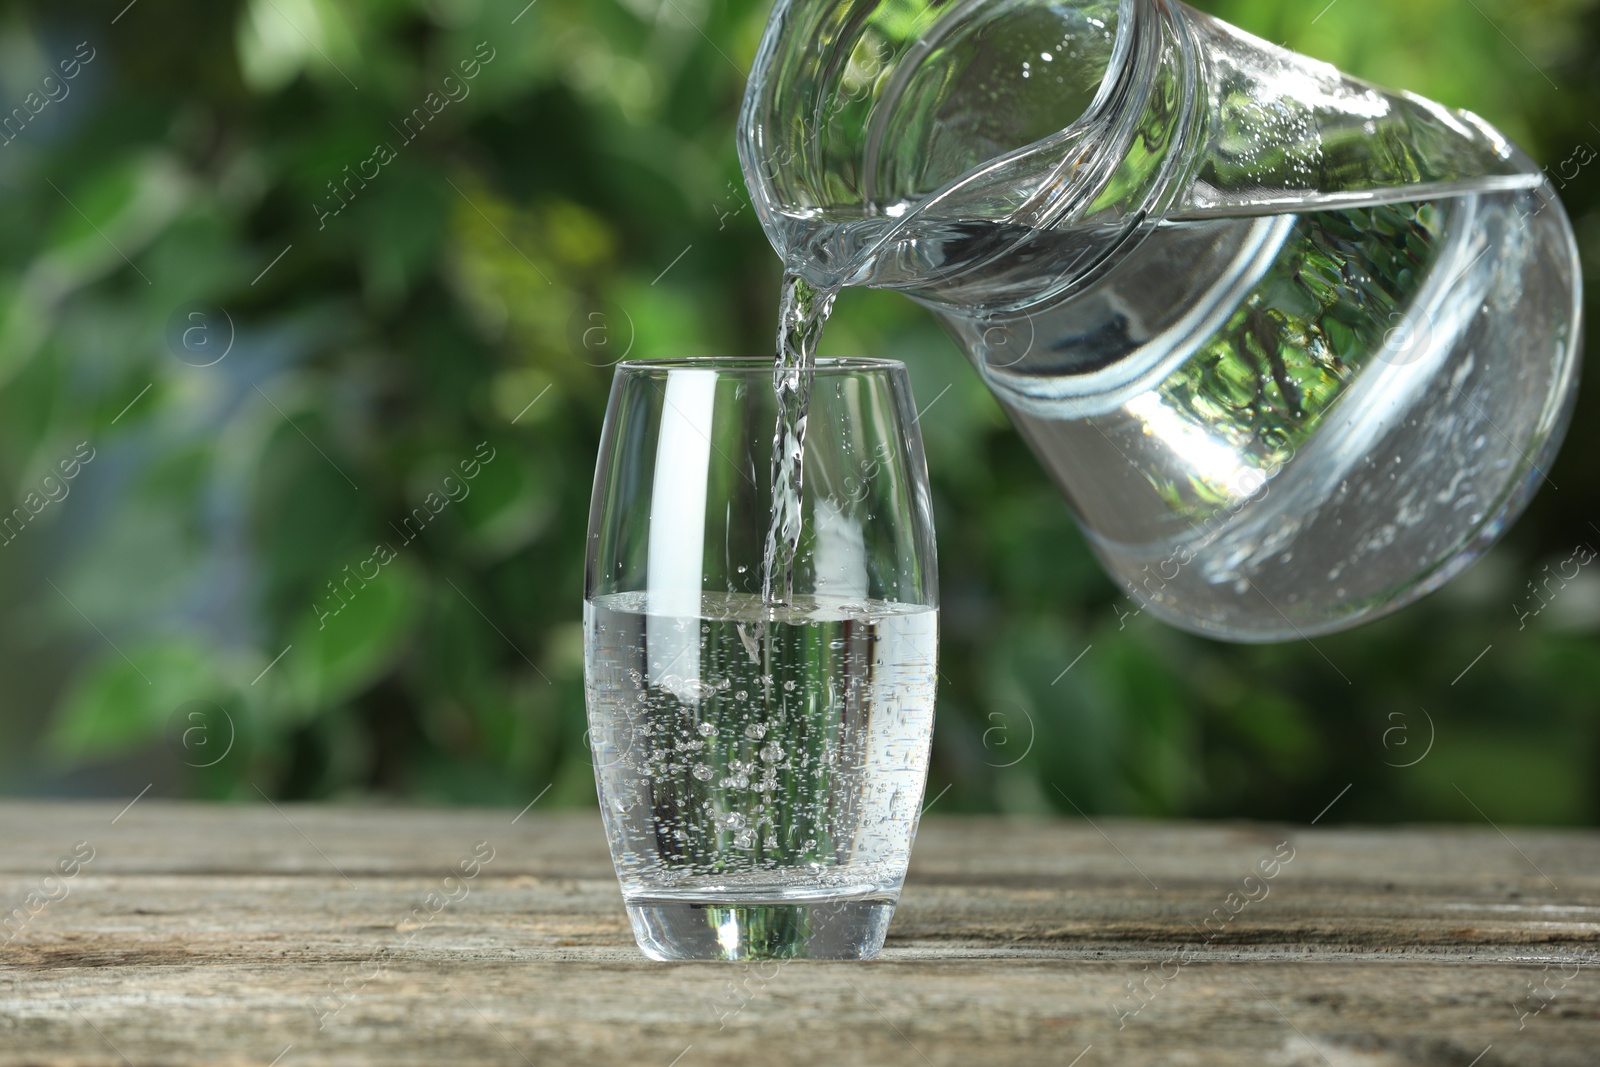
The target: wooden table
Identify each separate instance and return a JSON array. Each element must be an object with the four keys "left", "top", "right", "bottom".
[{"left": 1, "top": 802, "right": 1597, "bottom": 1065}]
